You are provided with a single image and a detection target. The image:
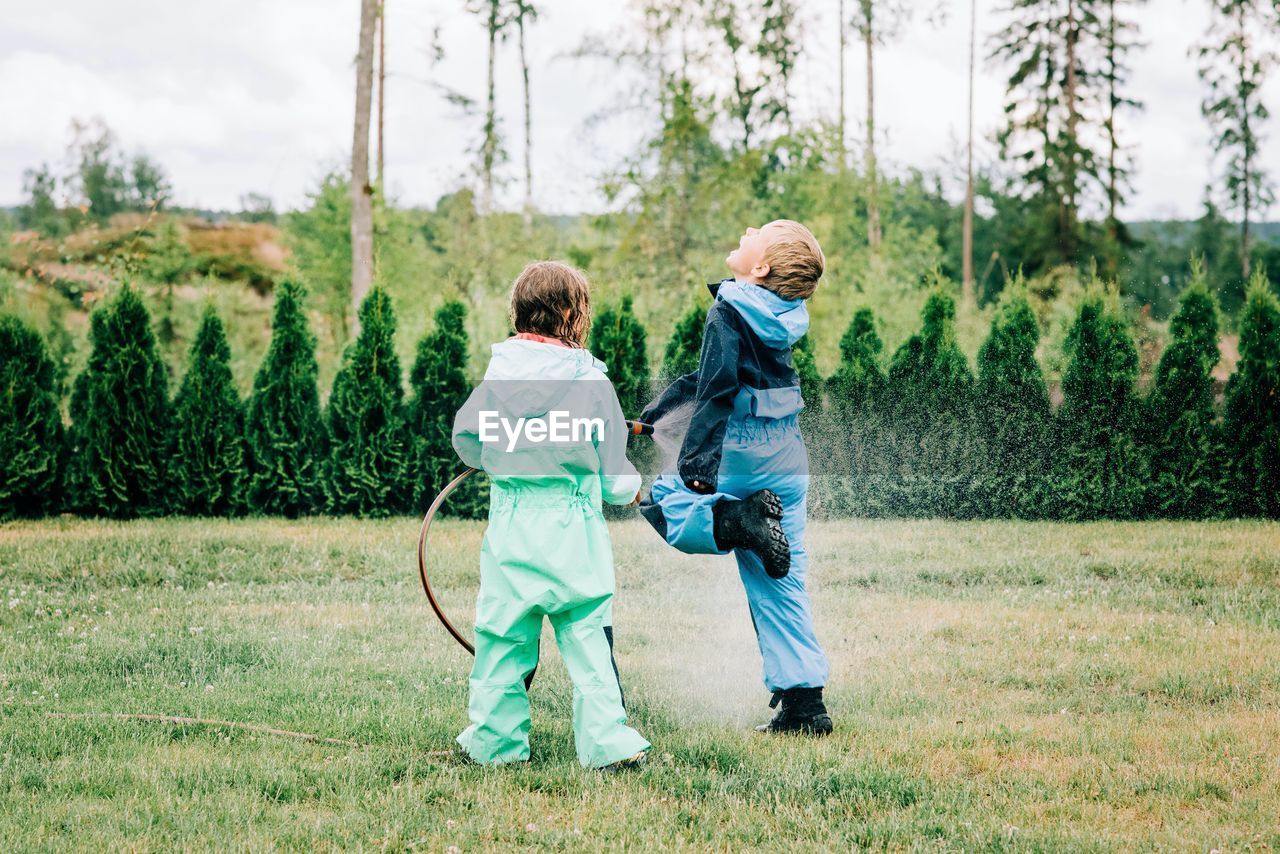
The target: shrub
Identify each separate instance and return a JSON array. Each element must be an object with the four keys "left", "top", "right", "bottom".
[
  {"left": 170, "top": 305, "right": 245, "bottom": 515},
  {"left": 66, "top": 285, "right": 171, "bottom": 517},
  {"left": 0, "top": 314, "right": 64, "bottom": 518},
  {"left": 324, "top": 287, "right": 409, "bottom": 516},
  {"left": 244, "top": 278, "right": 328, "bottom": 516}
]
